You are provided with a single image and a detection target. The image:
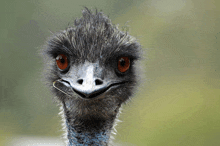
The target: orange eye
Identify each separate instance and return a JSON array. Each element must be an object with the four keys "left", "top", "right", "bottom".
[
  {"left": 56, "top": 54, "right": 68, "bottom": 70},
  {"left": 118, "top": 57, "right": 130, "bottom": 73}
]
